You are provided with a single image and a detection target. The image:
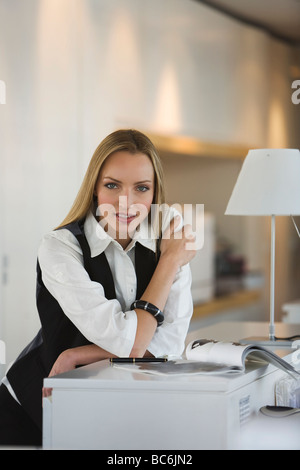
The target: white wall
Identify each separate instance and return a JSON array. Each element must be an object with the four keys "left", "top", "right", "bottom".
[{"left": 0, "top": 0, "right": 299, "bottom": 370}]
